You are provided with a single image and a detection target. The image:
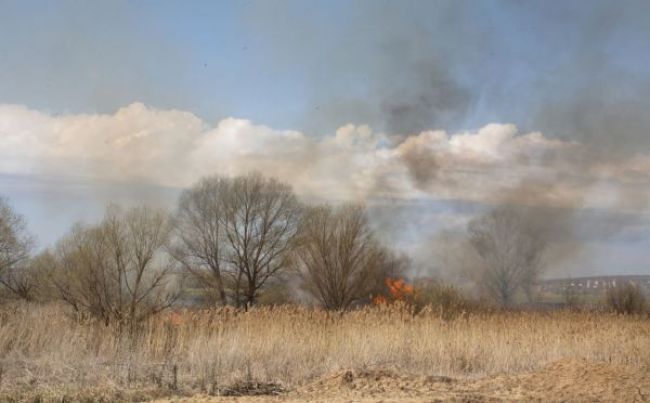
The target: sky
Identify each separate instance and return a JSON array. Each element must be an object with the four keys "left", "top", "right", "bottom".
[{"left": 1, "top": 0, "right": 649, "bottom": 277}]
